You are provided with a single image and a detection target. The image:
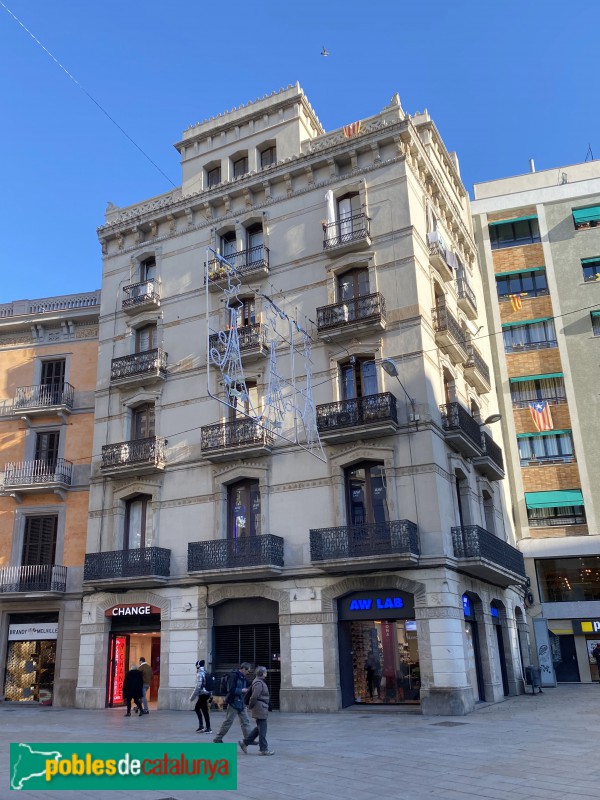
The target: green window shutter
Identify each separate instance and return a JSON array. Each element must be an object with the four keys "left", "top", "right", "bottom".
[
  {"left": 517, "top": 429, "right": 572, "bottom": 438},
  {"left": 525, "top": 490, "right": 584, "bottom": 509},
  {"left": 502, "top": 317, "right": 552, "bottom": 328},
  {"left": 489, "top": 215, "right": 538, "bottom": 226},
  {"left": 573, "top": 207, "right": 600, "bottom": 224},
  {"left": 509, "top": 372, "right": 563, "bottom": 382},
  {"left": 495, "top": 266, "right": 545, "bottom": 277}
]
